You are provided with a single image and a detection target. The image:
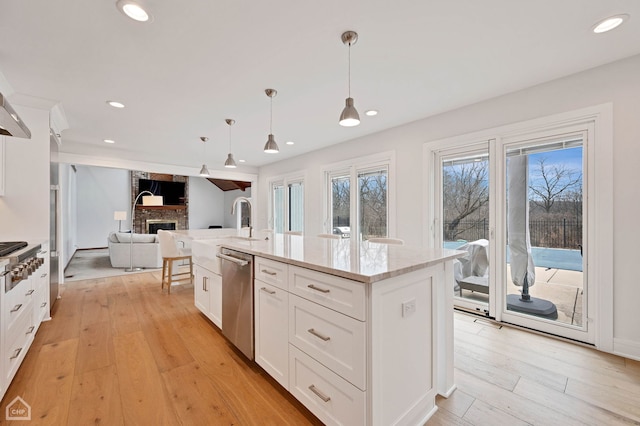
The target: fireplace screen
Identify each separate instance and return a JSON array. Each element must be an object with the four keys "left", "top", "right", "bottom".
[{"left": 146, "top": 219, "right": 178, "bottom": 234}]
